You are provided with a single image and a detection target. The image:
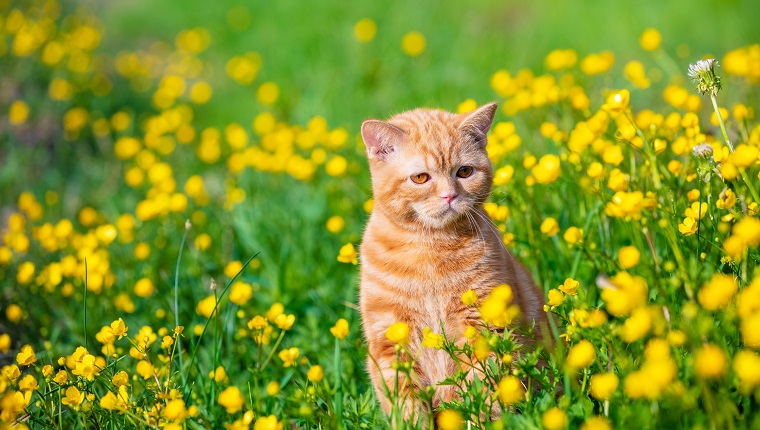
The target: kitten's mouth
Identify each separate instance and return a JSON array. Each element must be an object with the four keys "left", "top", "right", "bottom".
[{"left": 430, "top": 204, "right": 464, "bottom": 223}]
